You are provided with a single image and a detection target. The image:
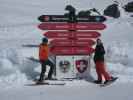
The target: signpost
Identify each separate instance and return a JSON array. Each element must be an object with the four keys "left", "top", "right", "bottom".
[{"left": 37, "top": 8, "right": 107, "bottom": 79}]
